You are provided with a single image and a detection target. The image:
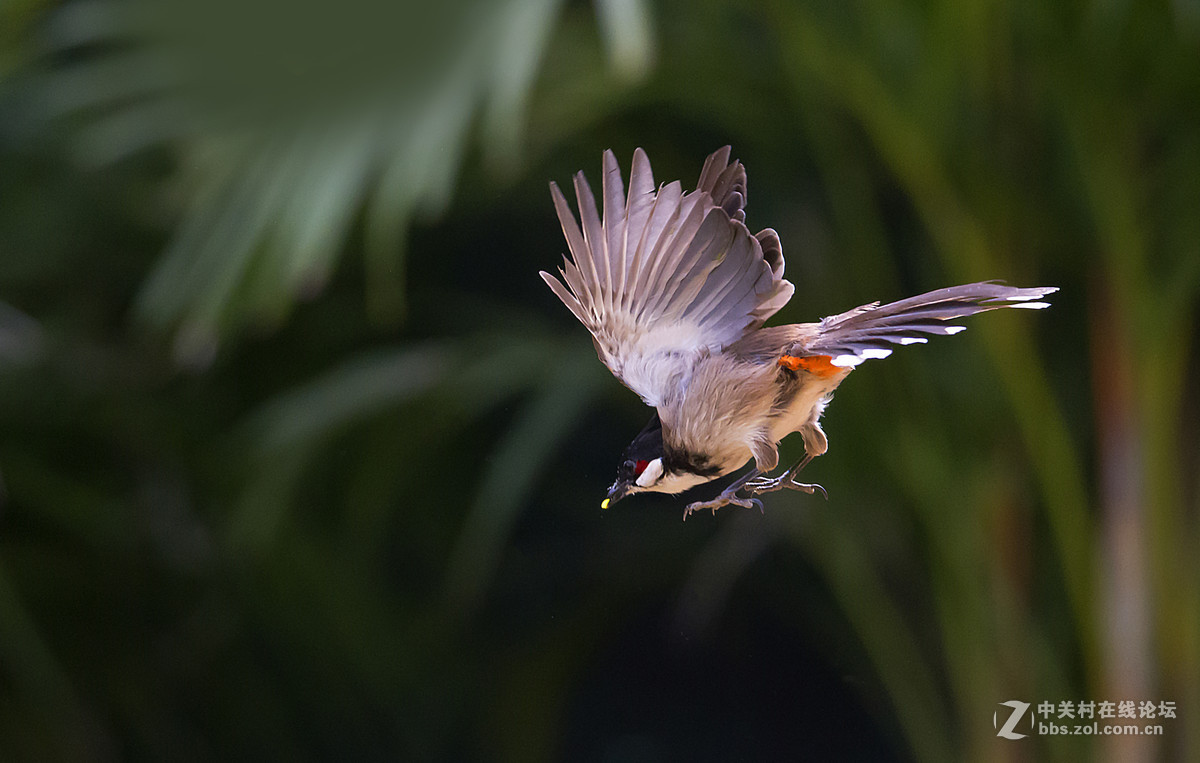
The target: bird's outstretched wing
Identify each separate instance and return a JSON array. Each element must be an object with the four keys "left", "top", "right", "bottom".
[
  {"left": 804, "top": 281, "right": 1057, "bottom": 367},
  {"left": 541, "top": 147, "right": 794, "bottom": 406}
]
